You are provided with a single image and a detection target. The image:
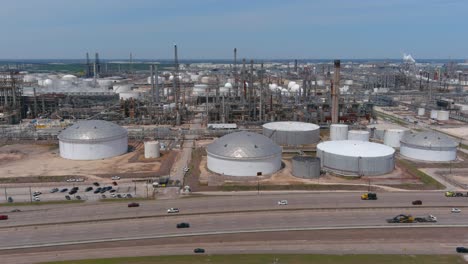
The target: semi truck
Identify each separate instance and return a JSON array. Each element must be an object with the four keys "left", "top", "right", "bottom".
[
  {"left": 361, "top": 192, "right": 377, "bottom": 200},
  {"left": 386, "top": 214, "right": 437, "bottom": 223},
  {"left": 445, "top": 191, "right": 468, "bottom": 197}
]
